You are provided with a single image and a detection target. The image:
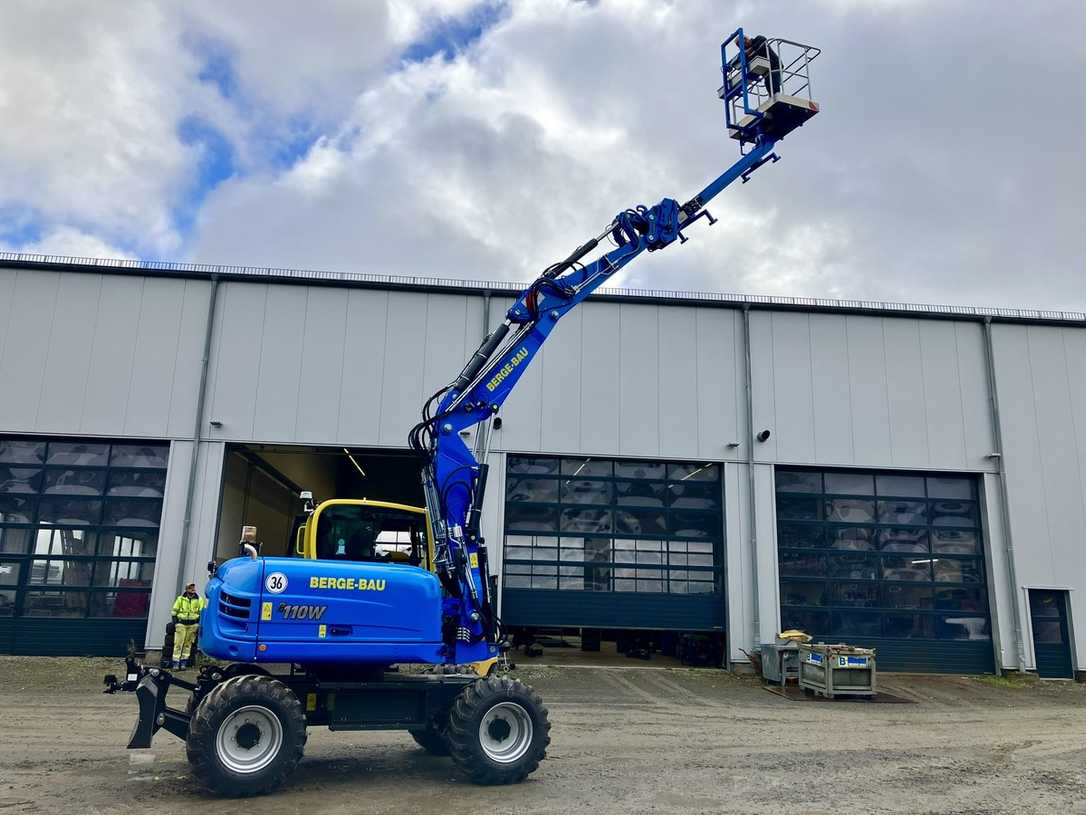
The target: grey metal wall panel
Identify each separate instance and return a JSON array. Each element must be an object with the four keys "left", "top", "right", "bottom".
[
  {"left": 955, "top": 322, "right": 998, "bottom": 465},
  {"left": 296, "top": 287, "right": 349, "bottom": 444},
  {"left": 748, "top": 311, "right": 777, "bottom": 462},
  {"left": 145, "top": 439, "right": 192, "bottom": 648},
  {"left": 883, "top": 319, "right": 929, "bottom": 469},
  {"left": 845, "top": 315, "right": 893, "bottom": 464},
  {"left": 724, "top": 461, "right": 750, "bottom": 662},
  {"left": 809, "top": 313, "right": 853, "bottom": 462},
  {"left": 80, "top": 276, "right": 146, "bottom": 434},
  {"left": 0, "top": 270, "right": 59, "bottom": 430},
  {"left": 338, "top": 289, "right": 390, "bottom": 443},
  {"left": 36, "top": 273, "right": 101, "bottom": 433},
  {"left": 207, "top": 282, "right": 266, "bottom": 440},
  {"left": 0, "top": 270, "right": 16, "bottom": 378},
  {"left": 125, "top": 277, "right": 189, "bottom": 437},
  {"left": 658, "top": 306, "right": 700, "bottom": 460},
  {"left": 252, "top": 284, "right": 307, "bottom": 442},
  {"left": 695, "top": 308, "right": 744, "bottom": 460},
  {"left": 377, "top": 292, "right": 428, "bottom": 446},
  {"left": 578, "top": 302, "right": 621, "bottom": 454},
  {"left": 619, "top": 304, "right": 660, "bottom": 457},
  {"left": 919, "top": 320, "right": 968, "bottom": 467},
  {"left": 539, "top": 308, "right": 582, "bottom": 453},
  {"left": 166, "top": 279, "right": 213, "bottom": 439},
  {"left": 770, "top": 312, "right": 815, "bottom": 463}
]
